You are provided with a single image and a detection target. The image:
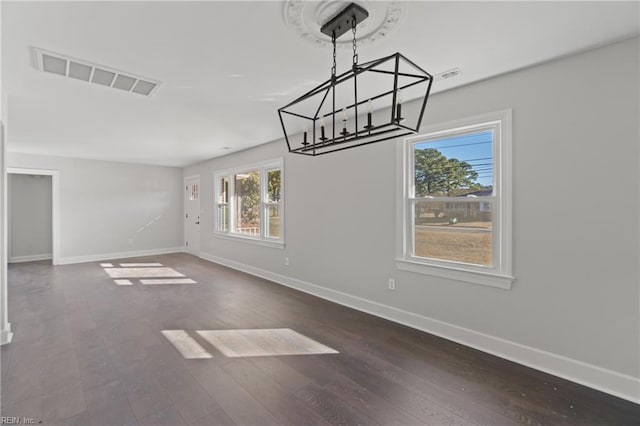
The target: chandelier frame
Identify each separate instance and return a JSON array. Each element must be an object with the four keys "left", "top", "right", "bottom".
[{"left": 278, "top": 3, "right": 433, "bottom": 156}]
